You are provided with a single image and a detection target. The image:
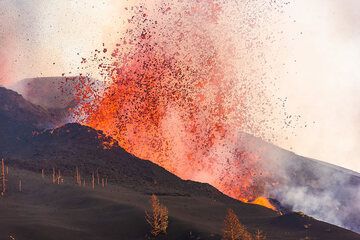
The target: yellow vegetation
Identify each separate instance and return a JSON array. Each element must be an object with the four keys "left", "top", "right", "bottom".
[
  {"left": 222, "top": 209, "right": 253, "bottom": 240},
  {"left": 254, "top": 229, "right": 266, "bottom": 240},
  {"left": 1, "top": 159, "right": 7, "bottom": 196},
  {"left": 145, "top": 194, "right": 169, "bottom": 237}
]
